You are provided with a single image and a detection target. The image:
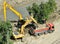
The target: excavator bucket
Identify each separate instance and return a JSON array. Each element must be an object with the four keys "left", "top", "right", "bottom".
[{"left": 13, "top": 31, "right": 24, "bottom": 39}]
